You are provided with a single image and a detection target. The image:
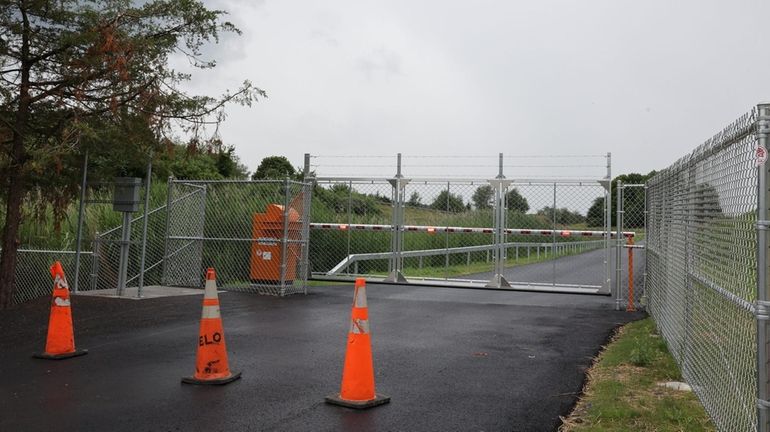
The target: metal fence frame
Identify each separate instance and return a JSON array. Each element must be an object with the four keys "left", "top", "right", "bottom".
[{"left": 309, "top": 153, "right": 618, "bottom": 295}]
